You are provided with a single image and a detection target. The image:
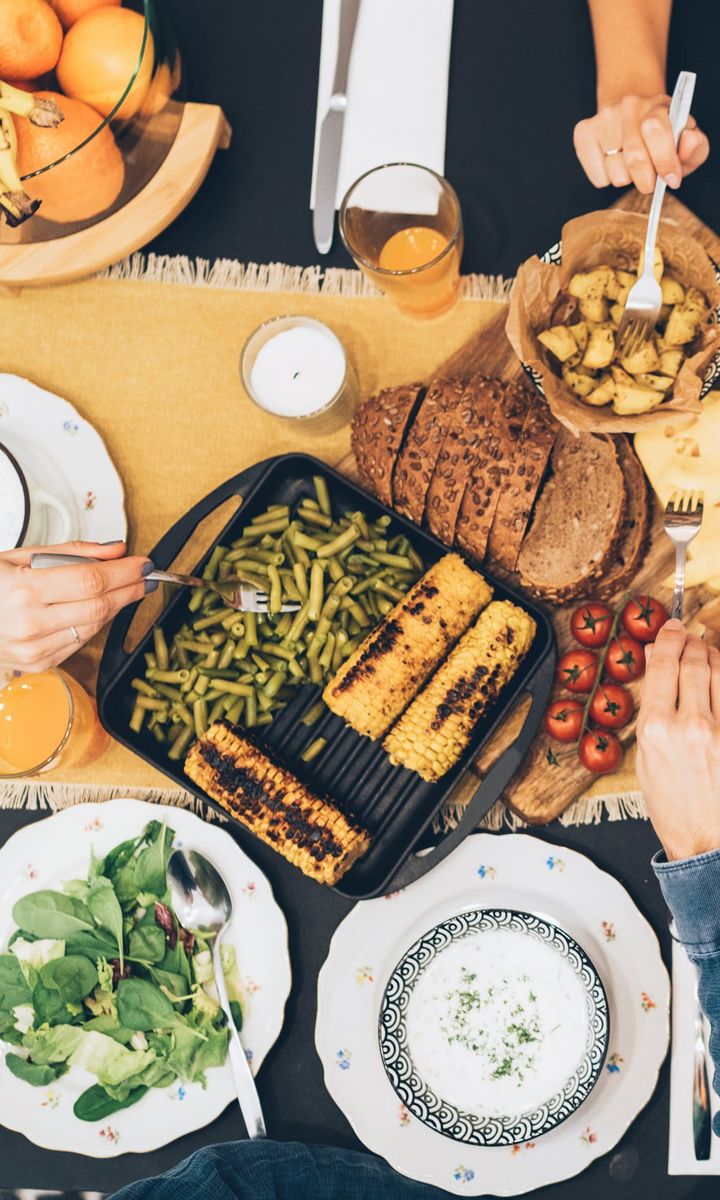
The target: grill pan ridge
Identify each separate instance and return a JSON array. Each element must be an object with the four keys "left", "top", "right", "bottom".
[{"left": 98, "top": 454, "right": 556, "bottom": 898}]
